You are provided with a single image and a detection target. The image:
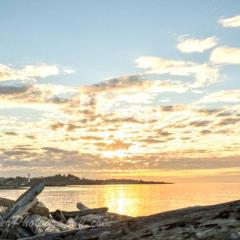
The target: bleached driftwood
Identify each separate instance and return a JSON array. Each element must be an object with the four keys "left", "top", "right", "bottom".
[
  {"left": 19, "top": 200, "right": 240, "bottom": 240},
  {"left": 0, "top": 197, "right": 49, "bottom": 216},
  {"left": 56, "top": 207, "right": 108, "bottom": 219},
  {"left": 75, "top": 213, "right": 109, "bottom": 226},
  {"left": 22, "top": 214, "right": 60, "bottom": 234},
  {"left": 76, "top": 202, "right": 108, "bottom": 216},
  {"left": 77, "top": 207, "right": 108, "bottom": 217},
  {"left": 22, "top": 214, "right": 73, "bottom": 235},
  {"left": 3, "top": 182, "right": 45, "bottom": 220},
  {"left": 0, "top": 182, "right": 45, "bottom": 239},
  {"left": 51, "top": 219, "right": 73, "bottom": 231}
]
